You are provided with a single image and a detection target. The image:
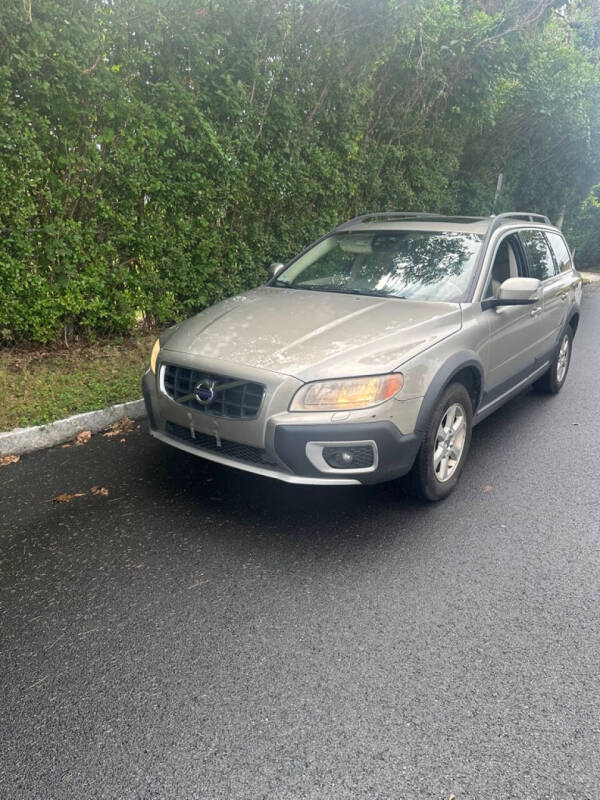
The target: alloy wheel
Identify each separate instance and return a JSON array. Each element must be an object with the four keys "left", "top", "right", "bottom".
[
  {"left": 556, "top": 333, "right": 570, "bottom": 384},
  {"left": 433, "top": 402, "right": 467, "bottom": 483}
]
